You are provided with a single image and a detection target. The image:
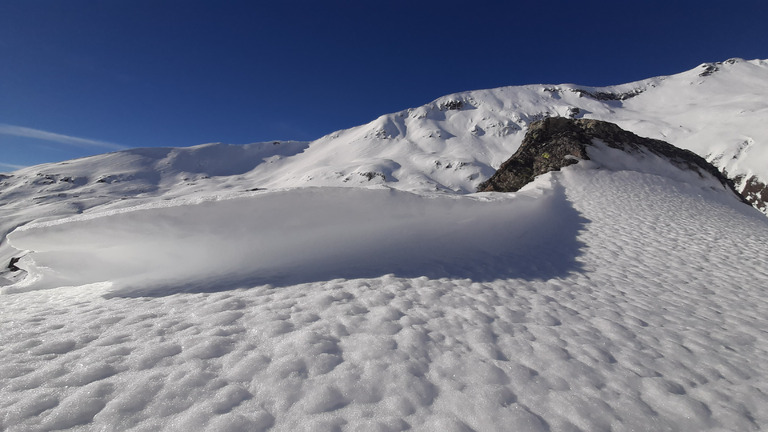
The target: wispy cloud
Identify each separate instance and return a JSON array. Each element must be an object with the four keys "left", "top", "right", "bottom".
[
  {"left": 0, "top": 124, "right": 127, "bottom": 151},
  {"left": 0, "top": 161, "right": 27, "bottom": 171}
]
